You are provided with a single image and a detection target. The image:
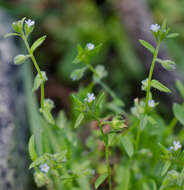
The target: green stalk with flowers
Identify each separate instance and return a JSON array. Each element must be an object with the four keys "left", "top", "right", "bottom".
[{"left": 5, "top": 17, "right": 184, "bottom": 190}]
